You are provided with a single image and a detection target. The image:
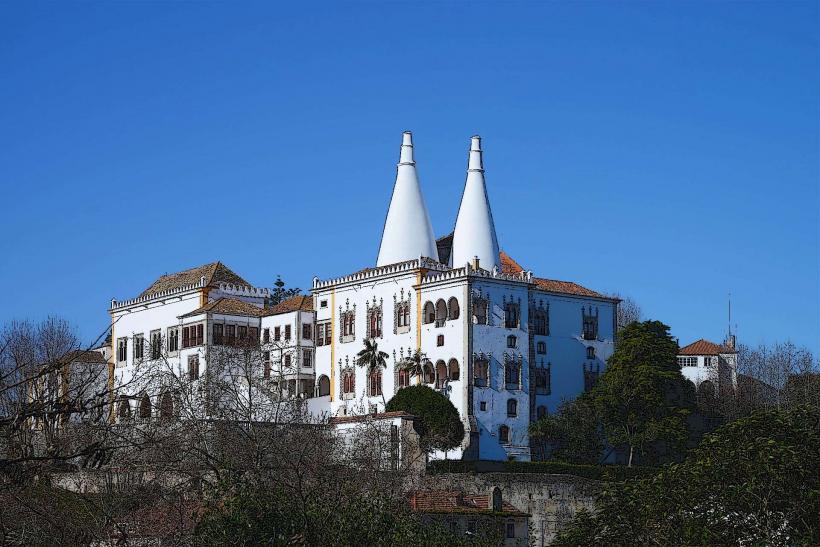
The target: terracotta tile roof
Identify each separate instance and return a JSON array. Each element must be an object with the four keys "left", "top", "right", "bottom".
[
  {"left": 139, "top": 262, "right": 249, "bottom": 298},
  {"left": 408, "top": 490, "right": 528, "bottom": 517},
  {"left": 263, "top": 295, "right": 313, "bottom": 316},
  {"left": 499, "top": 250, "right": 524, "bottom": 274},
  {"left": 61, "top": 350, "right": 107, "bottom": 364},
  {"left": 329, "top": 410, "right": 415, "bottom": 425},
  {"left": 180, "top": 297, "right": 266, "bottom": 318},
  {"left": 679, "top": 338, "right": 736, "bottom": 355}
]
